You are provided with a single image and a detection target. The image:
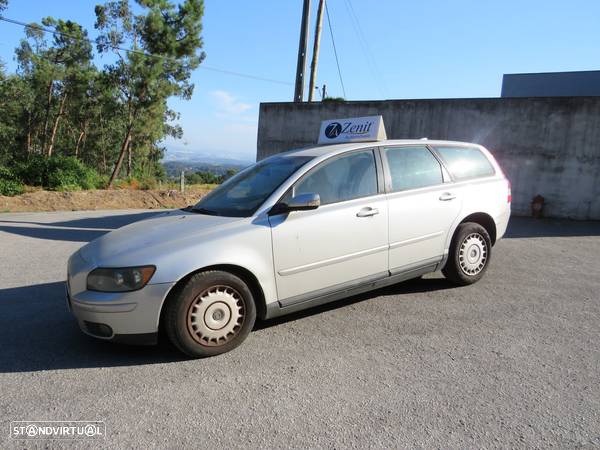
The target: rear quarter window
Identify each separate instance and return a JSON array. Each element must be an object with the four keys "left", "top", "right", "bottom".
[{"left": 433, "top": 146, "right": 495, "bottom": 181}]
